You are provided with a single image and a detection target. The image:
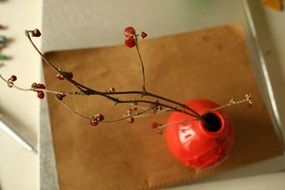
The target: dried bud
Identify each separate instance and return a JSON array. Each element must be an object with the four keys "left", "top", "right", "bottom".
[
  {"left": 56, "top": 73, "right": 64, "bottom": 80},
  {"left": 247, "top": 102, "right": 253, "bottom": 108},
  {"left": 244, "top": 94, "right": 253, "bottom": 108},
  {"left": 90, "top": 114, "right": 104, "bottom": 124},
  {"left": 56, "top": 94, "right": 66, "bottom": 101},
  {"left": 65, "top": 72, "right": 73, "bottom": 79},
  {"left": 31, "top": 29, "right": 41, "bottom": 37},
  {"left": 157, "top": 129, "right": 163, "bottom": 135},
  {"left": 127, "top": 117, "right": 134, "bottom": 124},
  {"left": 107, "top": 87, "right": 115, "bottom": 93},
  {"left": 151, "top": 122, "right": 159, "bottom": 129},
  {"left": 95, "top": 113, "right": 104, "bottom": 121},
  {"left": 9, "top": 75, "right": 17, "bottom": 82},
  {"left": 126, "top": 108, "right": 133, "bottom": 116},
  {"left": 31, "top": 83, "right": 38, "bottom": 89},
  {"left": 7, "top": 83, "right": 13, "bottom": 88},
  {"left": 141, "top": 31, "right": 147, "bottom": 39},
  {"left": 245, "top": 94, "right": 252, "bottom": 100}
]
